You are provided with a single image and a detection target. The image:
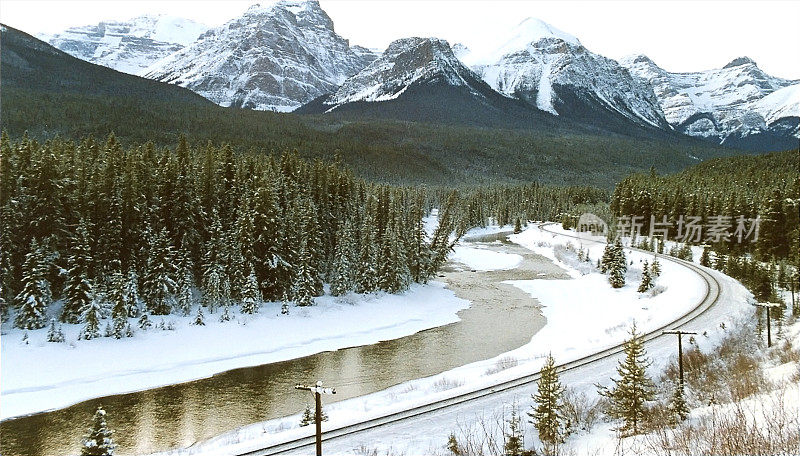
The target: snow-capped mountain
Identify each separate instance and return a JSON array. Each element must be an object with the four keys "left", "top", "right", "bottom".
[
  {"left": 457, "top": 18, "right": 670, "bottom": 131},
  {"left": 143, "top": 0, "right": 377, "bottom": 112},
  {"left": 39, "top": 15, "right": 208, "bottom": 75},
  {"left": 298, "top": 36, "right": 592, "bottom": 133},
  {"left": 321, "top": 37, "right": 490, "bottom": 109},
  {"left": 621, "top": 54, "right": 799, "bottom": 146}
]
